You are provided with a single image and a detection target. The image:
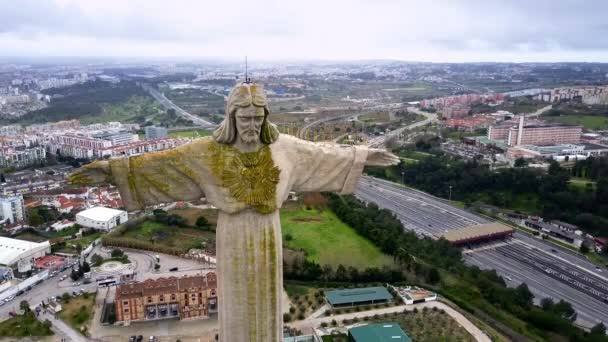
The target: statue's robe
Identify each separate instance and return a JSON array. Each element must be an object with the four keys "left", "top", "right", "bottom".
[{"left": 105, "top": 134, "right": 368, "bottom": 342}]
